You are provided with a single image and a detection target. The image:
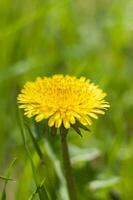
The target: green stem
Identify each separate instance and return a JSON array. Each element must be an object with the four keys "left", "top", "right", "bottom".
[{"left": 60, "top": 127, "right": 78, "bottom": 200}]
